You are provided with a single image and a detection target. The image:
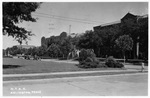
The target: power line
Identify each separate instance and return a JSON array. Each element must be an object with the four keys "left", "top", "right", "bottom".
[
  {"left": 35, "top": 12, "right": 103, "bottom": 24},
  {"left": 32, "top": 13, "right": 103, "bottom": 25}
]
